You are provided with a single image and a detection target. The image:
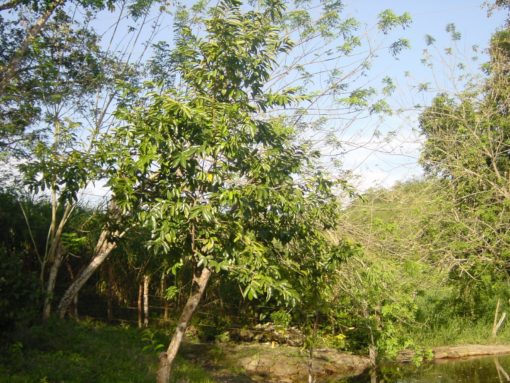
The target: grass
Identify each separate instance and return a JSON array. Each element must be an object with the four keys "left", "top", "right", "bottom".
[
  {"left": 0, "top": 319, "right": 217, "bottom": 383},
  {"left": 171, "top": 359, "right": 217, "bottom": 383},
  {"left": 410, "top": 318, "right": 510, "bottom": 349}
]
